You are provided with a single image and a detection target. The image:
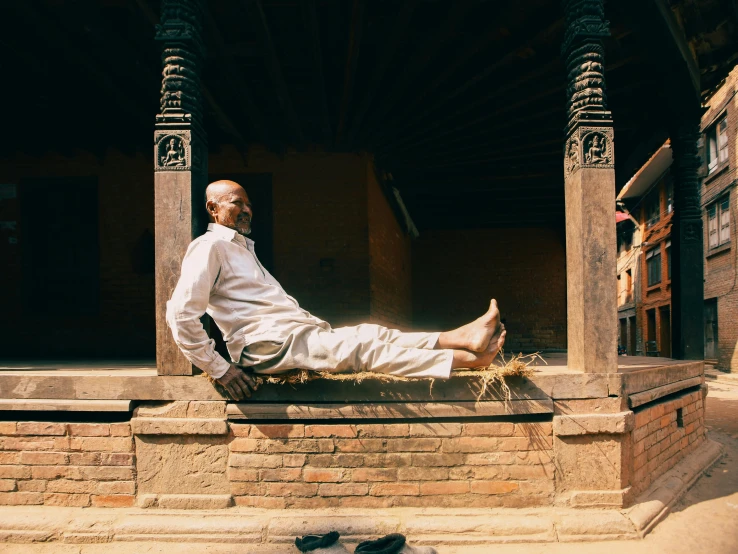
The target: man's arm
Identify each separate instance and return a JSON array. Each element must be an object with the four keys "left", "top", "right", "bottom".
[{"left": 166, "top": 240, "right": 257, "bottom": 400}]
